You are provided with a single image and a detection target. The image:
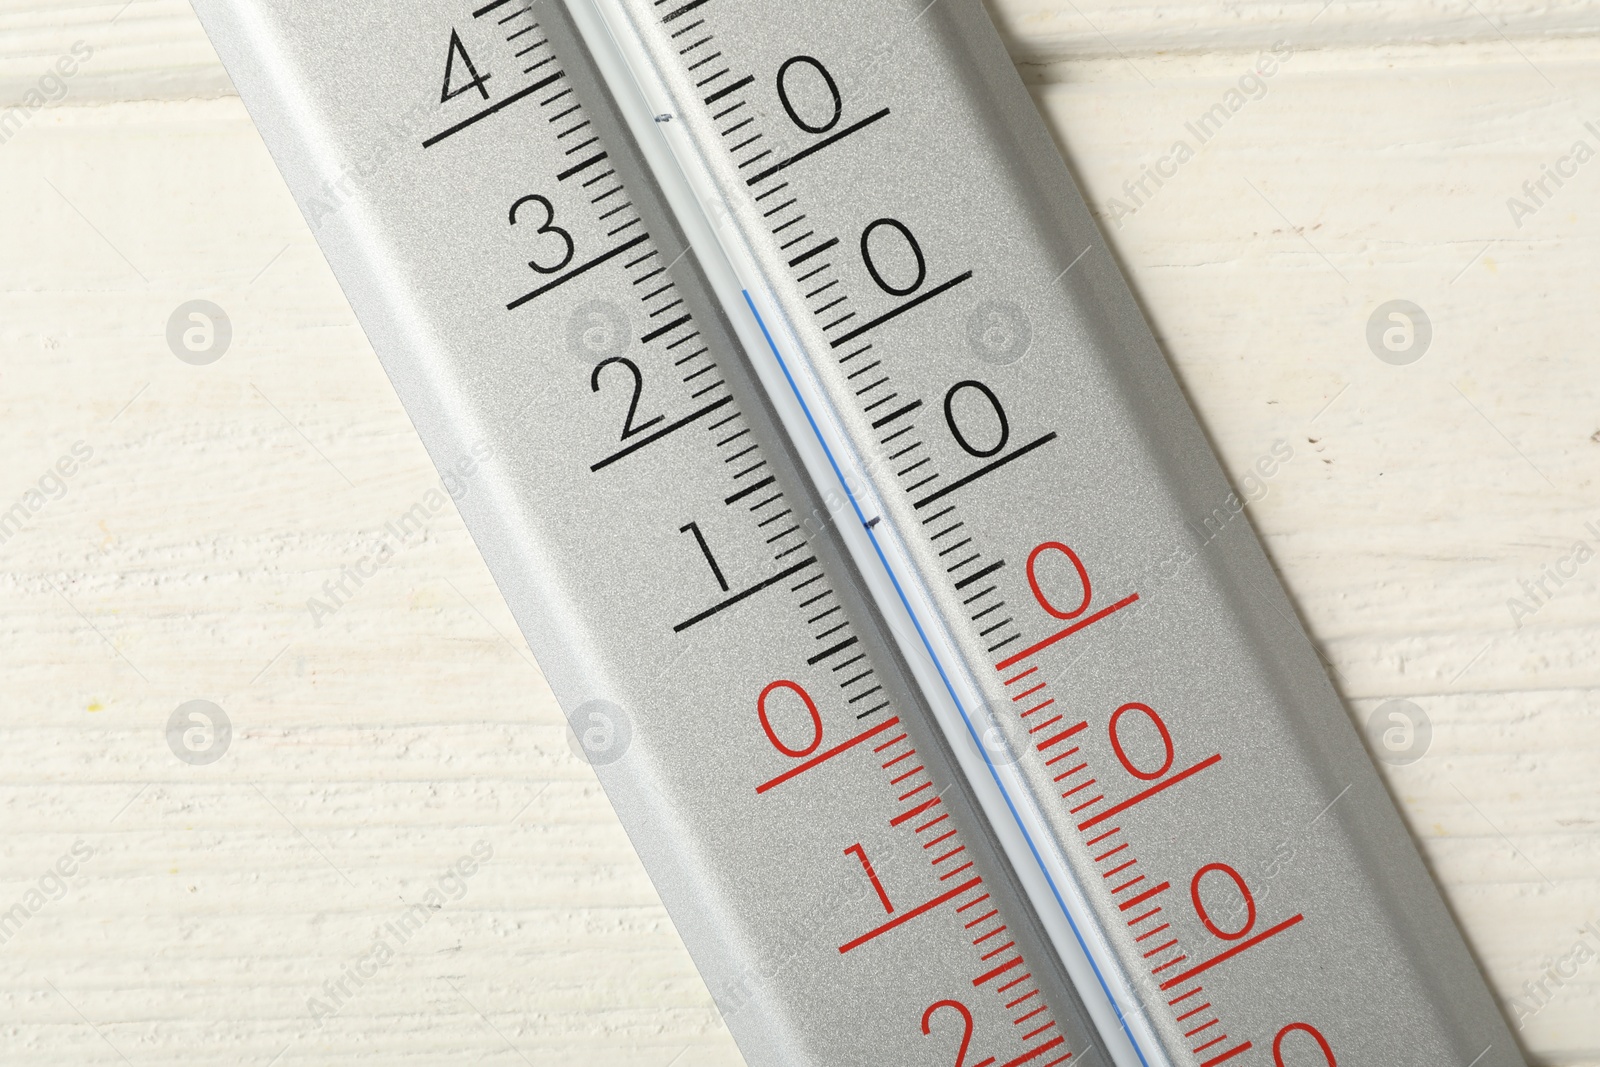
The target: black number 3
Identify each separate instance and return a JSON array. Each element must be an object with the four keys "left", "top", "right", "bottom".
[{"left": 509, "top": 194, "right": 575, "bottom": 275}]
